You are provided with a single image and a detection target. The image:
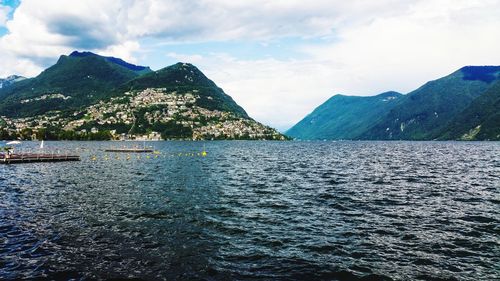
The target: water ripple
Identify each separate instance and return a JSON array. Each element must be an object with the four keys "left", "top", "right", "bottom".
[{"left": 0, "top": 140, "right": 499, "bottom": 280}]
